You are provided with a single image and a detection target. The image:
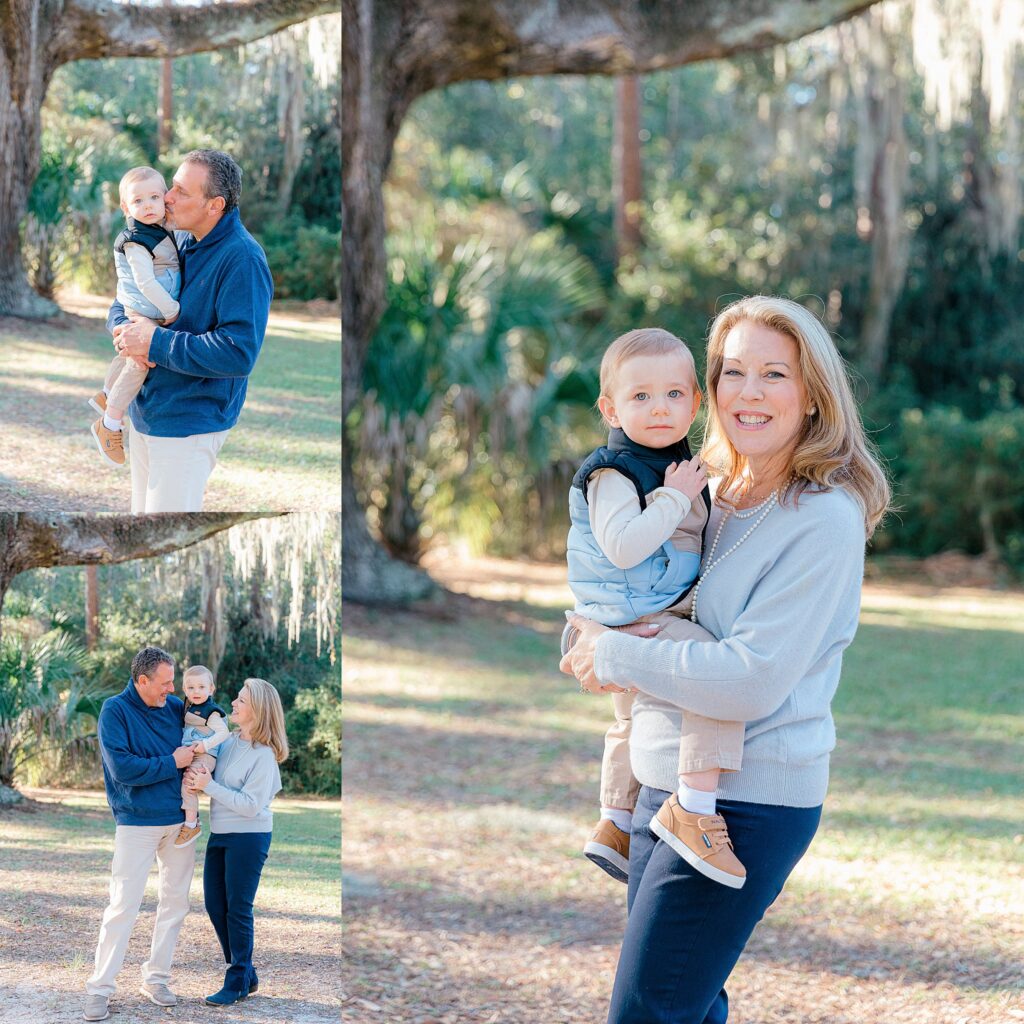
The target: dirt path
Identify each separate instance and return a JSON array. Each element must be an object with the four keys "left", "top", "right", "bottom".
[{"left": 0, "top": 789, "right": 340, "bottom": 1023}]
